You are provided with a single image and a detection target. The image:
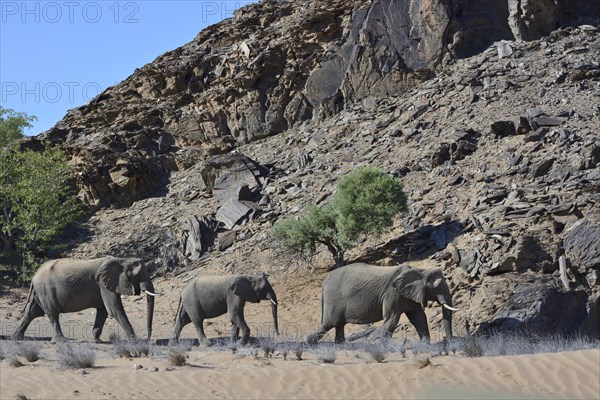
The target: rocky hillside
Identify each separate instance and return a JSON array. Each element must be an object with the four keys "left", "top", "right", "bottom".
[{"left": 28, "top": 0, "right": 600, "bottom": 338}]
